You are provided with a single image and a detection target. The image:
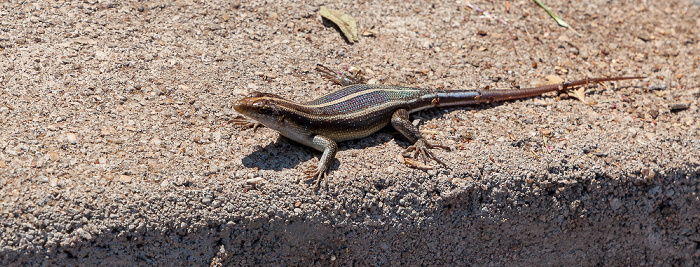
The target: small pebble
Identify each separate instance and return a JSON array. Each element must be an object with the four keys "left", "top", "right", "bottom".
[
  {"left": 540, "top": 129, "right": 552, "bottom": 137},
  {"left": 669, "top": 103, "right": 689, "bottom": 112},
  {"left": 75, "top": 228, "right": 93, "bottom": 240},
  {"left": 47, "top": 152, "right": 60, "bottom": 161},
  {"left": 246, "top": 177, "right": 264, "bottom": 185},
  {"left": 208, "top": 164, "right": 219, "bottom": 174},
  {"left": 5, "top": 148, "right": 19, "bottom": 156},
  {"left": 648, "top": 108, "right": 659, "bottom": 119},
  {"left": 64, "top": 133, "right": 78, "bottom": 144},
  {"left": 119, "top": 175, "right": 132, "bottom": 183},
  {"left": 610, "top": 198, "right": 622, "bottom": 210}
]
